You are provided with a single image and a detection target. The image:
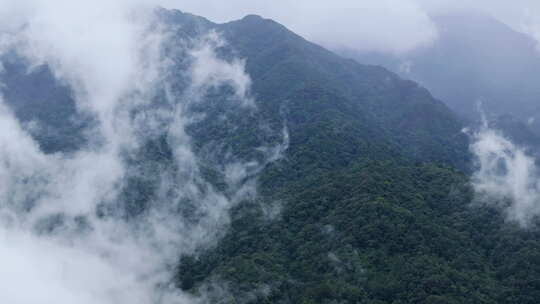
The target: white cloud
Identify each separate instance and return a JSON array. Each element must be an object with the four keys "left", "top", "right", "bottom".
[
  {"left": 470, "top": 123, "right": 540, "bottom": 227},
  {"left": 0, "top": 1, "right": 287, "bottom": 303},
  {"left": 188, "top": 31, "right": 253, "bottom": 106}
]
